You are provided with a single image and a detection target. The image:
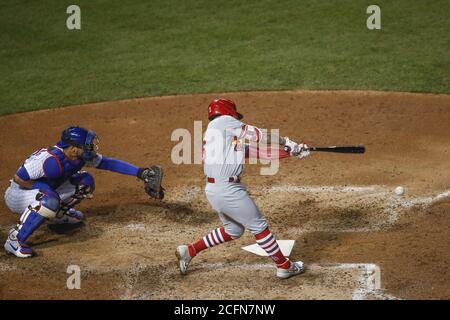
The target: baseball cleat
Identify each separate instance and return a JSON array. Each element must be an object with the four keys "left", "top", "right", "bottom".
[
  {"left": 4, "top": 229, "right": 33, "bottom": 258},
  {"left": 176, "top": 245, "right": 193, "bottom": 275},
  {"left": 276, "top": 260, "right": 305, "bottom": 279},
  {"left": 48, "top": 208, "right": 84, "bottom": 225}
]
